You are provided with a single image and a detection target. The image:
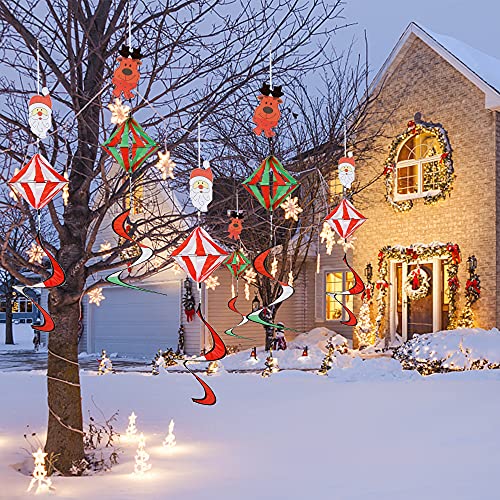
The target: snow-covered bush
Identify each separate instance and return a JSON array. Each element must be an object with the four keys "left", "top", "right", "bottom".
[{"left": 393, "top": 328, "right": 500, "bottom": 375}]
